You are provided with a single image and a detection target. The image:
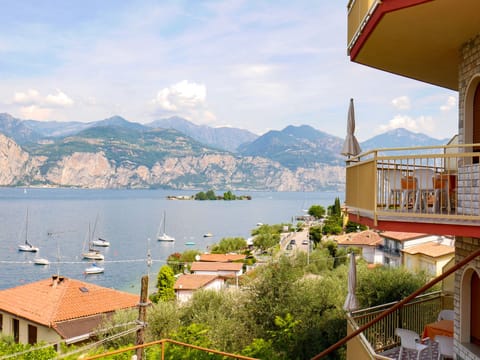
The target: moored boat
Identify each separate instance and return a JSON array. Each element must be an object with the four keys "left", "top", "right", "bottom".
[
  {"left": 18, "top": 209, "right": 39, "bottom": 252},
  {"left": 84, "top": 263, "right": 104, "bottom": 274},
  {"left": 157, "top": 211, "right": 175, "bottom": 242},
  {"left": 203, "top": 233, "right": 213, "bottom": 238},
  {"left": 92, "top": 237, "right": 110, "bottom": 247},
  {"left": 33, "top": 257, "right": 50, "bottom": 265}
]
